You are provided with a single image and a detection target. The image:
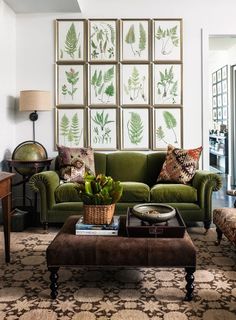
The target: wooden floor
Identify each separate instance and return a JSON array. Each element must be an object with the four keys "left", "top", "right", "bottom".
[{"left": 212, "top": 173, "right": 235, "bottom": 209}]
